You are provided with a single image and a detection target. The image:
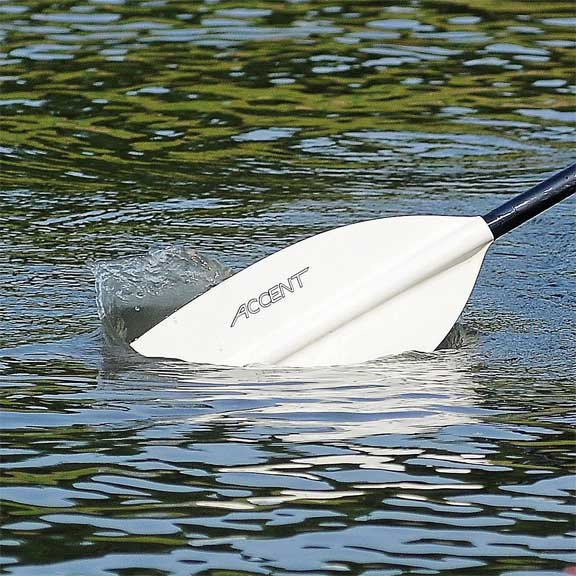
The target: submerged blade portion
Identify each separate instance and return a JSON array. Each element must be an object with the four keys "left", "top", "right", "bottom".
[{"left": 131, "top": 216, "right": 494, "bottom": 367}]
